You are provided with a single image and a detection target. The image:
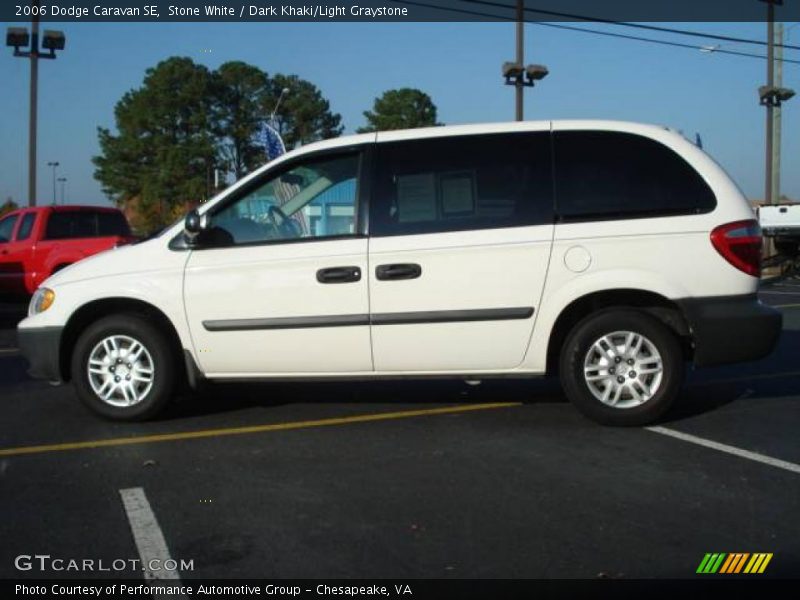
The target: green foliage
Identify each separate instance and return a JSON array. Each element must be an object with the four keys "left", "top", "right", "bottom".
[
  {"left": 0, "top": 198, "right": 18, "bottom": 216},
  {"left": 358, "top": 88, "right": 441, "bottom": 133},
  {"left": 94, "top": 57, "right": 343, "bottom": 231},
  {"left": 93, "top": 57, "right": 215, "bottom": 232},
  {"left": 212, "top": 61, "right": 272, "bottom": 179},
  {"left": 269, "top": 74, "right": 343, "bottom": 149}
]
